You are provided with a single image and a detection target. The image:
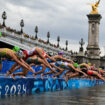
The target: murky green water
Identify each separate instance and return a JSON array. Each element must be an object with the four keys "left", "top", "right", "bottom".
[{"left": 1, "top": 85, "right": 105, "bottom": 105}]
